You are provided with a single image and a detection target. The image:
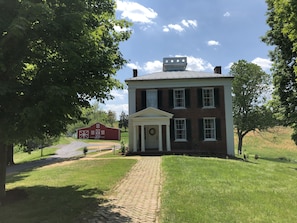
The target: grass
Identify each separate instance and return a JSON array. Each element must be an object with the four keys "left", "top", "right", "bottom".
[
  {"left": 2, "top": 158, "right": 137, "bottom": 222},
  {"left": 13, "top": 147, "right": 58, "bottom": 164},
  {"left": 160, "top": 126, "right": 297, "bottom": 223},
  {"left": 6, "top": 127, "right": 297, "bottom": 222},
  {"left": 94, "top": 150, "right": 124, "bottom": 158}
]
